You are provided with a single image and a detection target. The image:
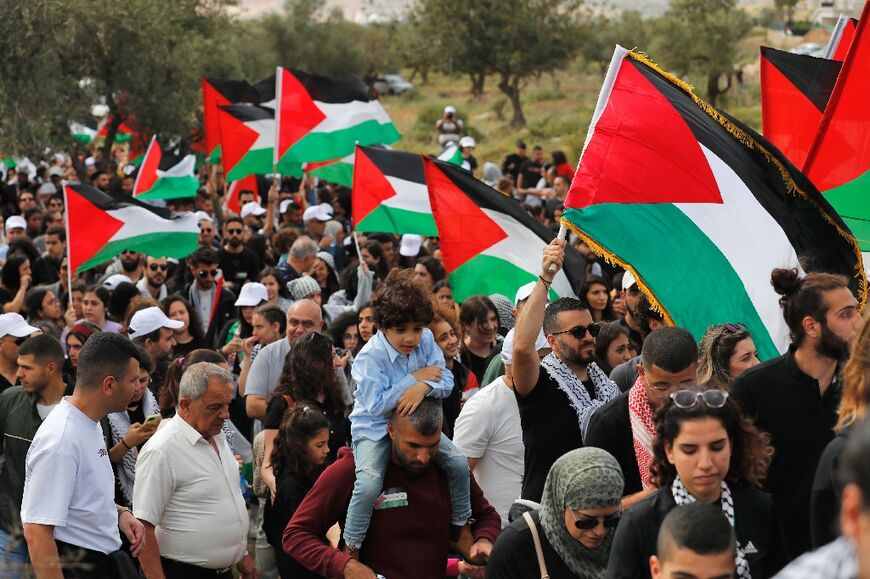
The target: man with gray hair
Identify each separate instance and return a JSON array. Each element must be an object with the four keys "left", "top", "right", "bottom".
[
  {"left": 275, "top": 235, "right": 319, "bottom": 286},
  {"left": 133, "top": 362, "right": 258, "bottom": 579},
  {"left": 284, "top": 397, "right": 501, "bottom": 579}
]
